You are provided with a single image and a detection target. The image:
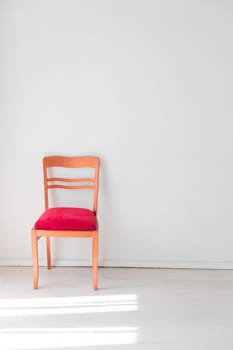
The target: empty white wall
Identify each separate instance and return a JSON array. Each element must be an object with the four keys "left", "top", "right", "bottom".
[{"left": 1, "top": 0, "right": 233, "bottom": 268}]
